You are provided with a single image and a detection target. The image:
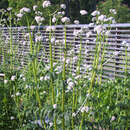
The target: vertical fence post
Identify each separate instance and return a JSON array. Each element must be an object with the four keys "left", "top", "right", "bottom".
[{"left": 115, "top": 26, "right": 120, "bottom": 79}]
